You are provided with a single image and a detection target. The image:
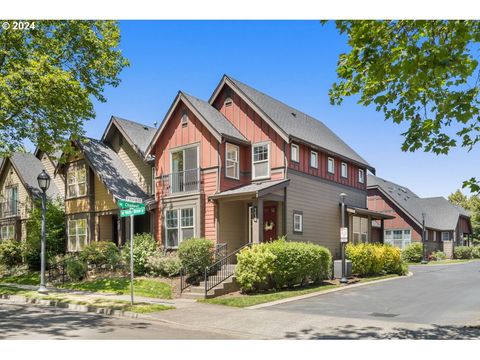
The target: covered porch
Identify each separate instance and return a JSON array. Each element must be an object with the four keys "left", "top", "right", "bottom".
[
  {"left": 210, "top": 180, "right": 290, "bottom": 253},
  {"left": 346, "top": 206, "right": 395, "bottom": 244}
]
